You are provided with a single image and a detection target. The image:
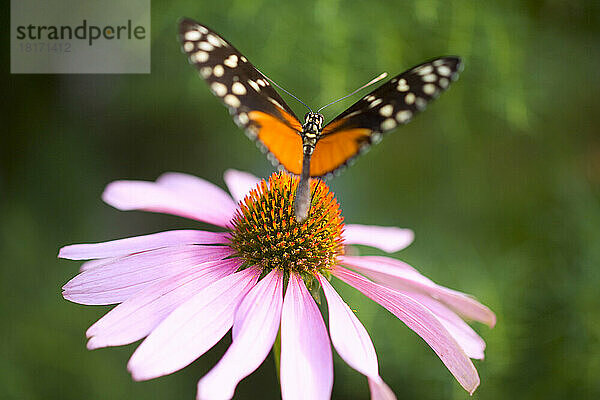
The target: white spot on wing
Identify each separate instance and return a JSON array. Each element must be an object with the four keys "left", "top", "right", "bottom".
[
  {"left": 240, "top": 56, "right": 248, "bottom": 62},
  {"left": 439, "top": 77, "right": 449, "bottom": 88},
  {"left": 217, "top": 36, "right": 228, "bottom": 47},
  {"left": 193, "top": 51, "right": 209, "bottom": 63},
  {"left": 415, "top": 97, "right": 427, "bottom": 110},
  {"left": 405, "top": 92, "right": 415, "bottom": 105},
  {"left": 379, "top": 104, "right": 394, "bottom": 117},
  {"left": 248, "top": 80, "right": 260, "bottom": 92},
  {"left": 437, "top": 65, "right": 452, "bottom": 76},
  {"left": 267, "top": 152, "right": 278, "bottom": 164},
  {"left": 206, "top": 34, "right": 221, "bottom": 47},
  {"left": 369, "top": 98, "right": 383, "bottom": 108},
  {"left": 396, "top": 110, "right": 412, "bottom": 123},
  {"left": 213, "top": 64, "right": 224, "bottom": 77},
  {"left": 268, "top": 97, "right": 284, "bottom": 109},
  {"left": 246, "top": 125, "right": 258, "bottom": 139},
  {"left": 397, "top": 79, "right": 409, "bottom": 92},
  {"left": 237, "top": 112, "right": 249, "bottom": 125},
  {"left": 232, "top": 82, "right": 247, "bottom": 95},
  {"left": 417, "top": 65, "right": 434, "bottom": 75},
  {"left": 224, "top": 94, "right": 241, "bottom": 108},
  {"left": 197, "top": 26, "right": 209, "bottom": 34},
  {"left": 211, "top": 82, "right": 227, "bottom": 97},
  {"left": 184, "top": 31, "right": 201, "bottom": 41},
  {"left": 381, "top": 118, "right": 397, "bottom": 131},
  {"left": 198, "top": 42, "right": 214, "bottom": 51},
  {"left": 422, "top": 73, "right": 437, "bottom": 82},
  {"left": 183, "top": 41, "right": 194, "bottom": 52},
  {"left": 423, "top": 83, "right": 437, "bottom": 95},
  {"left": 200, "top": 66, "right": 212, "bottom": 78},
  {"left": 224, "top": 54, "right": 239, "bottom": 68}
]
